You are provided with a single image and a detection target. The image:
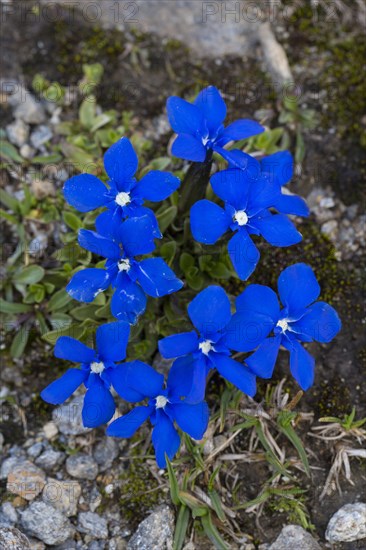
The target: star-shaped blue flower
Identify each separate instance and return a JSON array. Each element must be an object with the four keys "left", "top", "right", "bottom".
[
  {"left": 40, "top": 321, "right": 143, "bottom": 427},
  {"left": 107, "top": 357, "right": 209, "bottom": 468},
  {"left": 224, "top": 263, "right": 342, "bottom": 390},
  {"left": 158, "top": 286, "right": 257, "bottom": 403},
  {"left": 167, "top": 85, "right": 264, "bottom": 164},
  {"left": 63, "top": 137, "right": 180, "bottom": 238},
  {"left": 66, "top": 215, "right": 183, "bottom": 324},
  {"left": 190, "top": 167, "right": 303, "bottom": 280}
]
